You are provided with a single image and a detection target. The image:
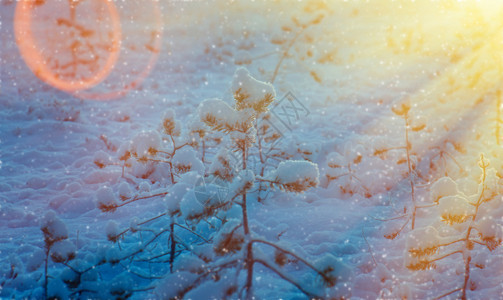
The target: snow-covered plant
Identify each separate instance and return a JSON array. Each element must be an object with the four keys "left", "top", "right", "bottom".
[
  {"left": 404, "top": 226, "right": 440, "bottom": 271},
  {"left": 157, "top": 68, "right": 332, "bottom": 299},
  {"left": 374, "top": 101, "right": 427, "bottom": 231},
  {"left": 427, "top": 141, "right": 465, "bottom": 178},
  {"left": 325, "top": 144, "right": 372, "bottom": 199},
  {"left": 186, "top": 115, "right": 220, "bottom": 166},
  {"left": 40, "top": 211, "right": 75, "bottom": 299},
  {"left": 263, "top": 160, "right": 319, "bottom": 193},
  {"left": 270, "top": 14, "right": 325, "bottom": 84},
  {"left": 57, "top": 109, "right": 211, "bottom": 298},
  {"left": 63, "top": 68, "right": 330, "bottom": 299},
  {"left": 405, "top": 154, "right": 502, "bottom": 299},
  {"left": 115, "top": 108, "right": 202, "bottom": 183},
  {"left": 253, "top": 112, "right": 292, "bottom": 202},
  {"left": 58, "top": 174, "right": 211, "bottom": 297}
]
